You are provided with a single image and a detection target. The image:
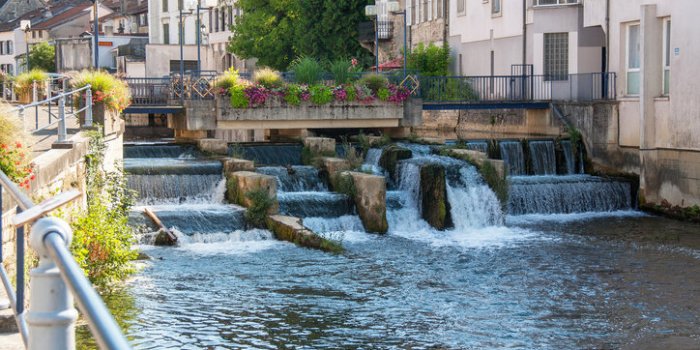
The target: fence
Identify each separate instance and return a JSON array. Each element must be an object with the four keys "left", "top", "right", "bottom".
[{"left": 419, "top": 72, "right": 616, "bottom": 103}]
